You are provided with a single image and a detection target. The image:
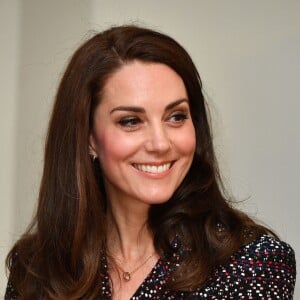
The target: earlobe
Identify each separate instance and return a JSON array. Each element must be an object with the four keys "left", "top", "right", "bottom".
[{"left": 89, "top": 134, "right": 98, "bottom": 159}]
